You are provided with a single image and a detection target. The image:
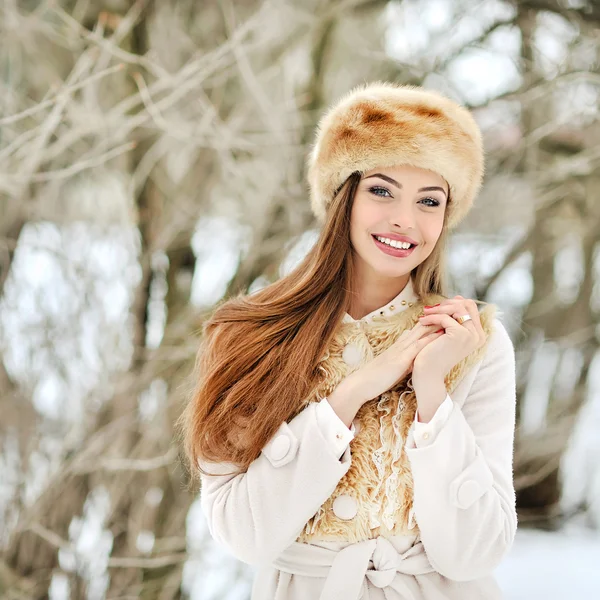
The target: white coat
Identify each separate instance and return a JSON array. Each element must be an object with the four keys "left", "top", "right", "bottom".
[{"left": 198, "top": 281, "right": 518, "bottom": 599}]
